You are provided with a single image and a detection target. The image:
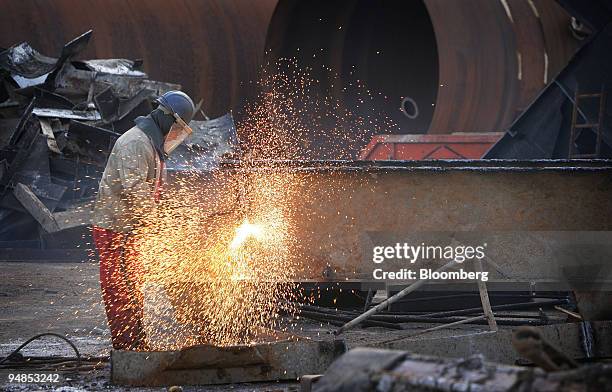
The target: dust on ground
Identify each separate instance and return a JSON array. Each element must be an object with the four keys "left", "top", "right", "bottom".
[{"left": 0, "top": 262, "right": 494, "bottom": 391}]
